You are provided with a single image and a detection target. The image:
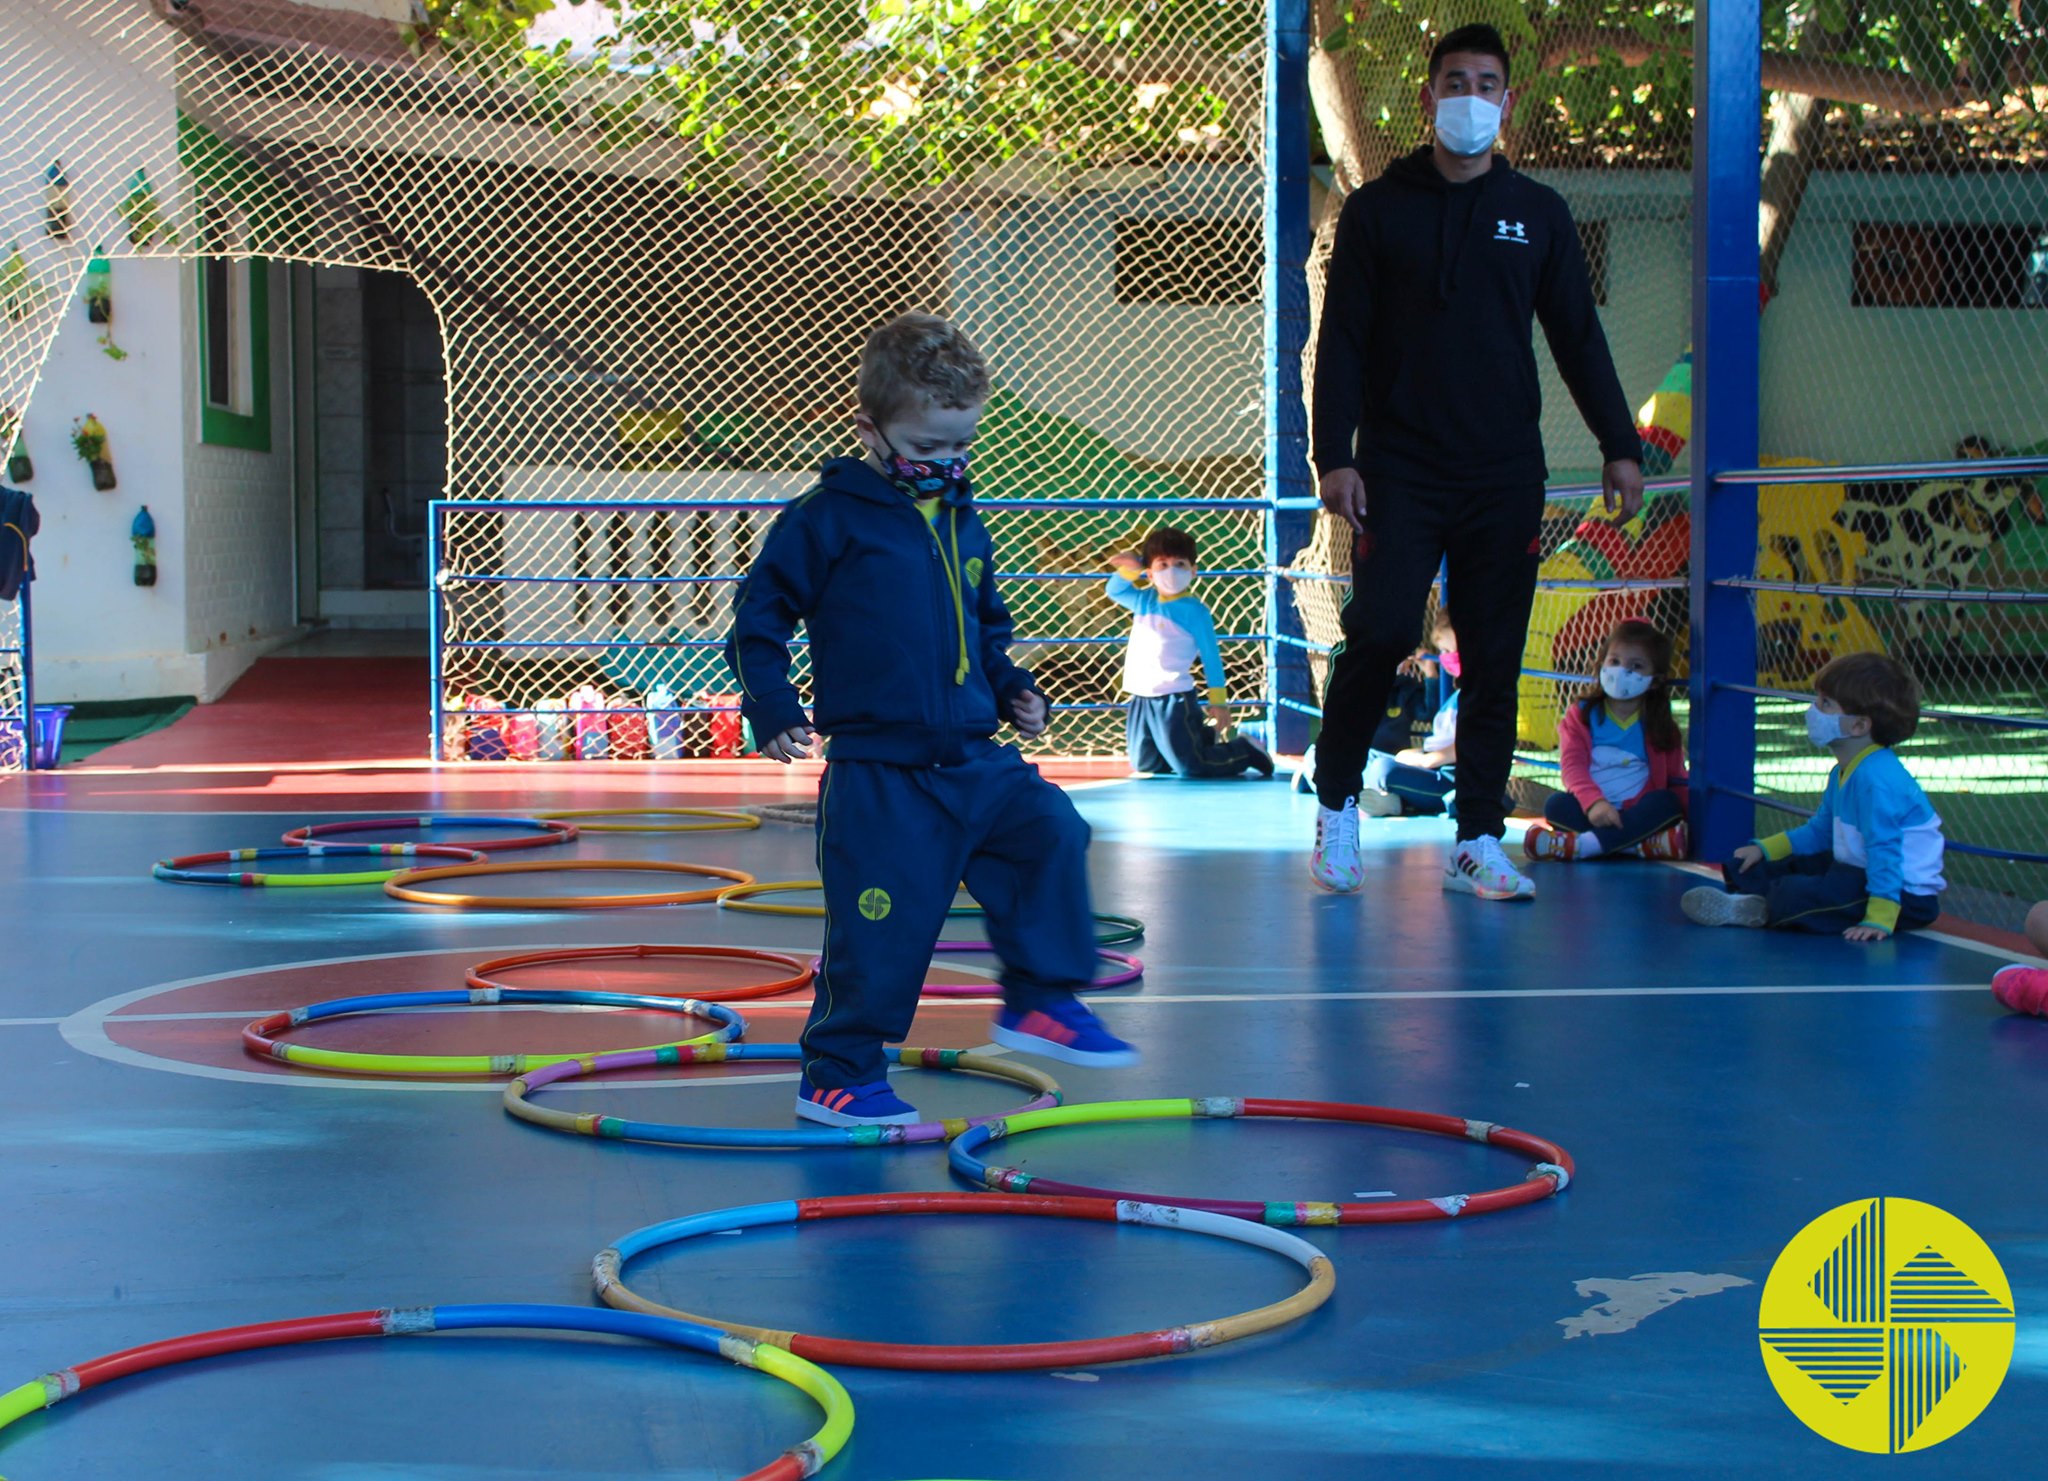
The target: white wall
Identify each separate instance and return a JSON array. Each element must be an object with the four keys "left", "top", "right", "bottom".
[
  {"left": 950, "top": 166, "right": 1263, "bottom": 463},
  {"left": 181, "top": 262, "right": 298, "bottom": 679},
  {"left": 18, "top": 256, "right": 195, "bottom": 702},
  {"left": 1762, "top": 171, "right": 2048, "bottom": 463}
]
